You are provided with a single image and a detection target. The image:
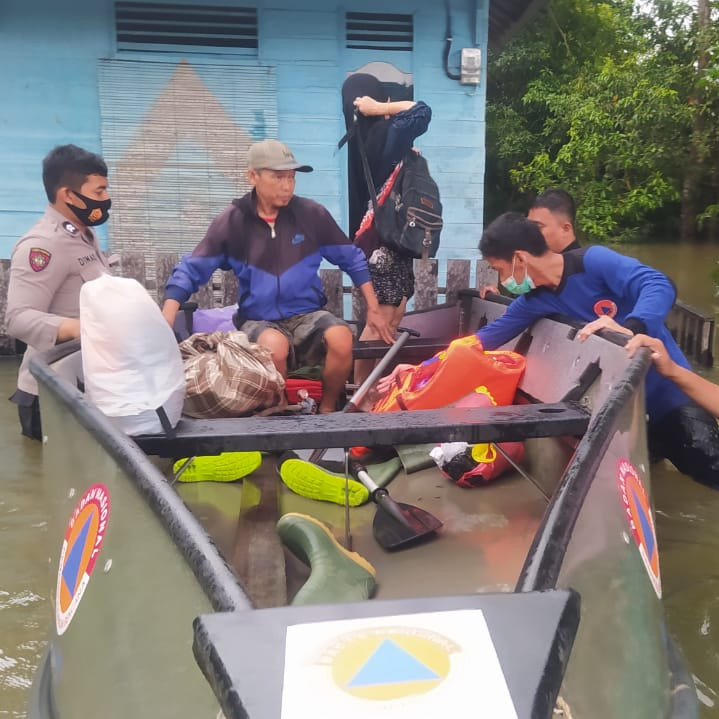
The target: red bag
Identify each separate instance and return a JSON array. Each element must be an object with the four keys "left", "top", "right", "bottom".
[
  {"left": 433, "top": 441, "right": 525, "bottom": 488},
  {"left": 431, "top": 387, "right": 525, "bottom": 487},
  {"left": 285, "top": 378, "right": 323, "bottom": 404}
]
